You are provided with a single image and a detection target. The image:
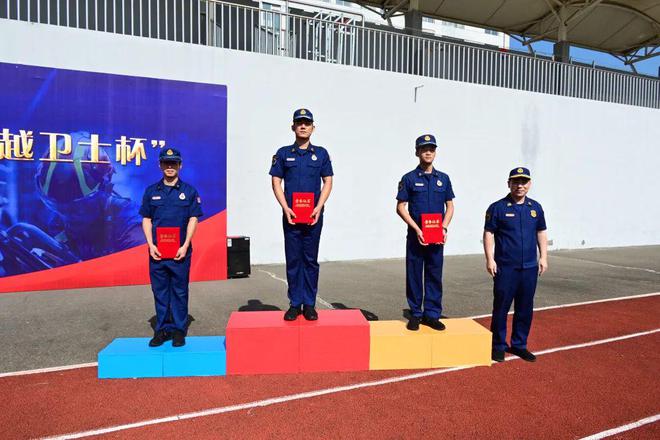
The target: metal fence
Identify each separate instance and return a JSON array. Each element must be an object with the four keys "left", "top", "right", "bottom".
[{"left": 2, "top": 0, "right": 659, "bottom": 109}]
